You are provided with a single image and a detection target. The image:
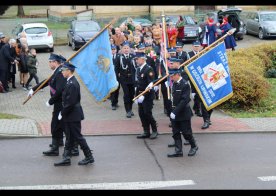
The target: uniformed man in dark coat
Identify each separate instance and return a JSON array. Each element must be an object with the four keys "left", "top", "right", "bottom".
[
  {"left": 134, "top": 52, "right": 159, "bottom": 139},
  {"left": 110, "top": 44, "right": 120, "bottom": 110},
  {"left": 118, "top": 41, "right": 136, "bottom": 118},
  {"left": 0, "top": 34, "right": 5, "bottom": 50},
  {"left": 54, "top": 62, "right": 94, "bottom": 166},
  {"left": 167, "top": 68, "right": 198, "bottom": 157},
  {"left": 27, "top": 54, "right": 75, "bottom": 156},
  {"left": 187, "top": 40, "right": 203, "bottom": 117}
]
